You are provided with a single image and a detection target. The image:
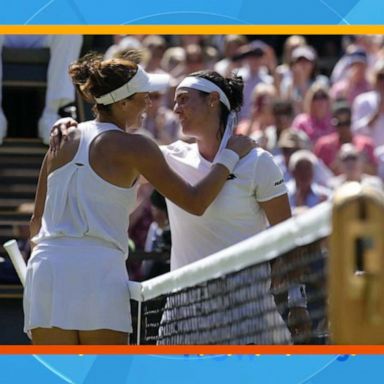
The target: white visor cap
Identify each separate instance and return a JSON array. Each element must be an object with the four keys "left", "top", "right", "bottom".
[{"left": 95, "top": 65, "right": 170, "bottom": 105}]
